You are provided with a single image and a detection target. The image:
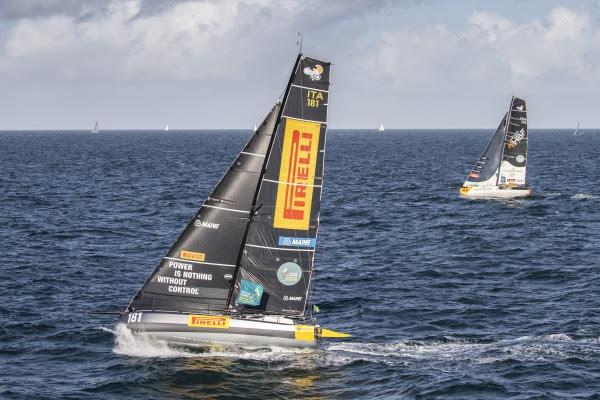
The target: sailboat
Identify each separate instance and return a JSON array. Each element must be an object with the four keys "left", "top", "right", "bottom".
[
  {"left": 573, "top": 123, "right": 583, "bottom": 136},
  {"left": 253, "top": 124, "right": 258, "bottom": 132},
  {"left": 460, "top": 96, "right": 532, "bottom": 198},
  {"left": 119, "top": 54, "right": 349, "bottom": 348},
  {"left": 91, "top": 122, "right": 99, "bottom": 134},
  {"left": 165, "top": 124, "right": 169, "bottom": 132},
  {"left": 378, "top": 123, "right": 385, "bottom": 132}
]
